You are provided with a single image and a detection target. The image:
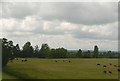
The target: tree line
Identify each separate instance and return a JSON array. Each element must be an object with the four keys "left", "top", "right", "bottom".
[{"left": 1, "top": 38, "right": 119, "bottom": 66}]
